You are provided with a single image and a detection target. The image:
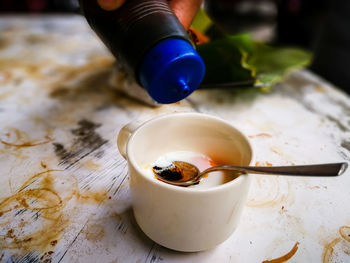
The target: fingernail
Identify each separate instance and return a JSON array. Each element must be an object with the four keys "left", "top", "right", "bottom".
[{"left": 97, "top": 0, "right": 126, "bottom": 11}]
